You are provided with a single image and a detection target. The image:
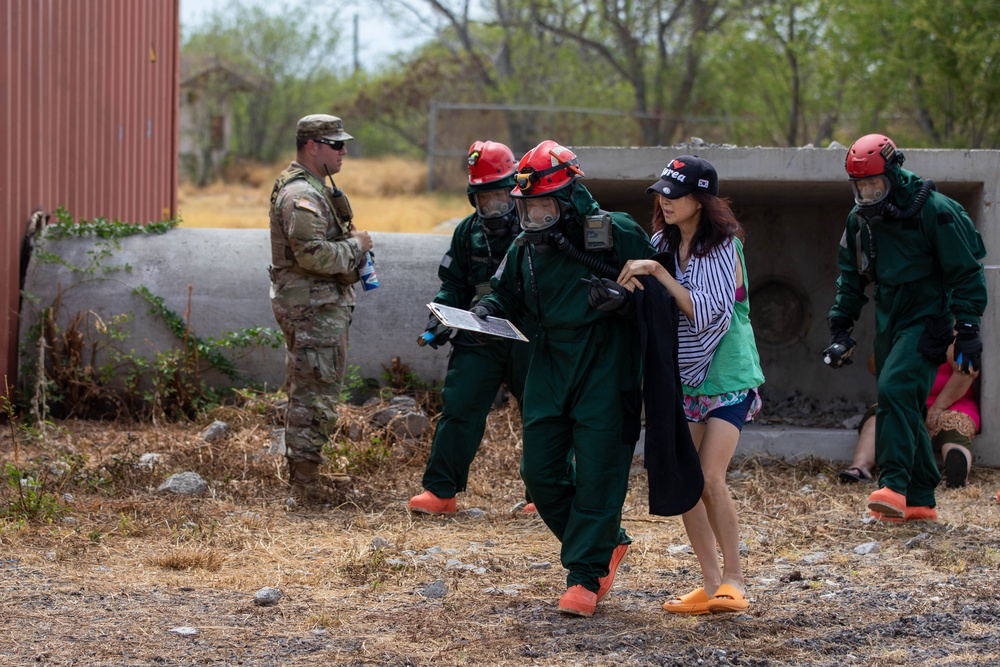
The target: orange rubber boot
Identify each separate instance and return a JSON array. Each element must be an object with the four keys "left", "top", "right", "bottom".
[
  {"left": 558, "top": 585, "right": 597, "bottom": 617},
  {"left": 408, "top": 490, "right": 457, "bottom": 515},
  {"left": 596, "top": 543, "right": 629, "bottom": 602},
  {"left": 867, "top": 487, "right": 906, "bottom": 518},
  {"left": 870, "top": 506, "right": 938, "bottom": 523},
  {"left": 904, "top": 506, "right": 938, "bottom": 521}
]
